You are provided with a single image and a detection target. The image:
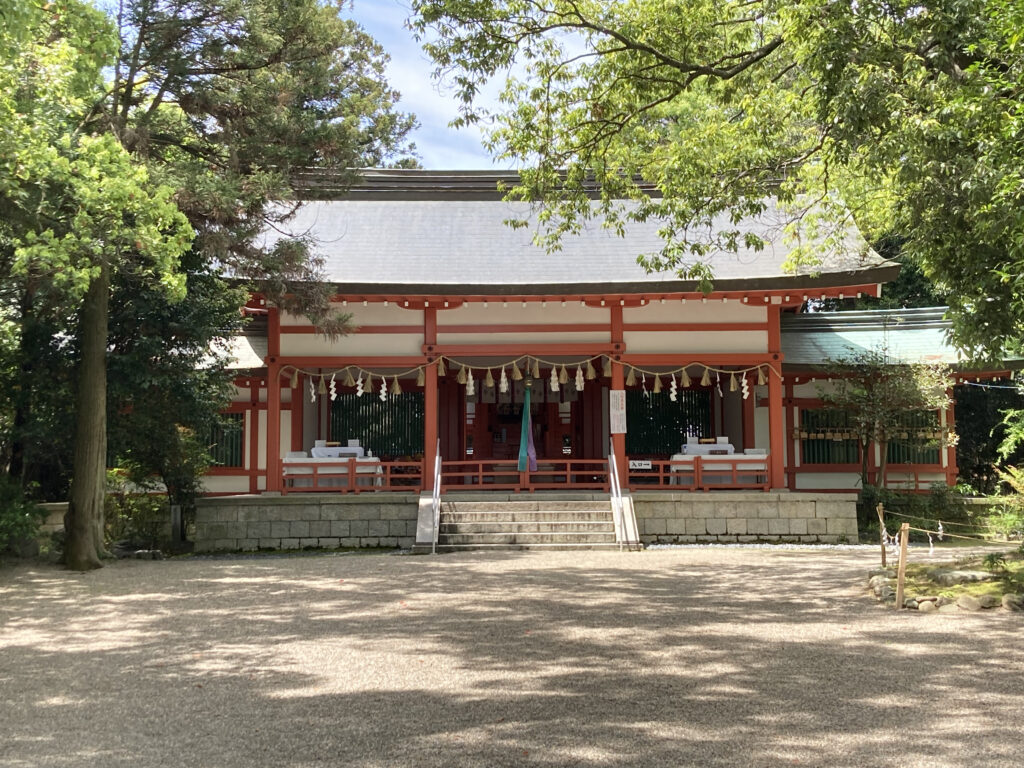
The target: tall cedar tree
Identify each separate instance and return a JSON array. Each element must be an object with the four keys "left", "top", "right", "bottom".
[{"left": 3, "top": 0, "right": 415, "bottom": 569}]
